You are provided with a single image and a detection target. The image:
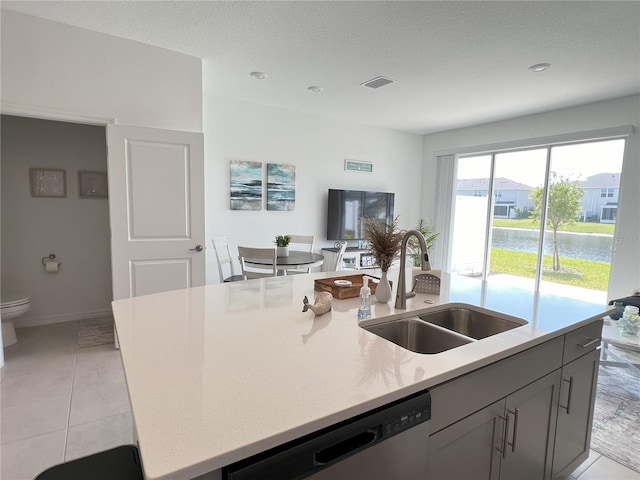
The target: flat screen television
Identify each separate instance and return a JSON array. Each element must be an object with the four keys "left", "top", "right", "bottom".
[{"left": 326, "top": 189, "right": 395, "bottom": 240}]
